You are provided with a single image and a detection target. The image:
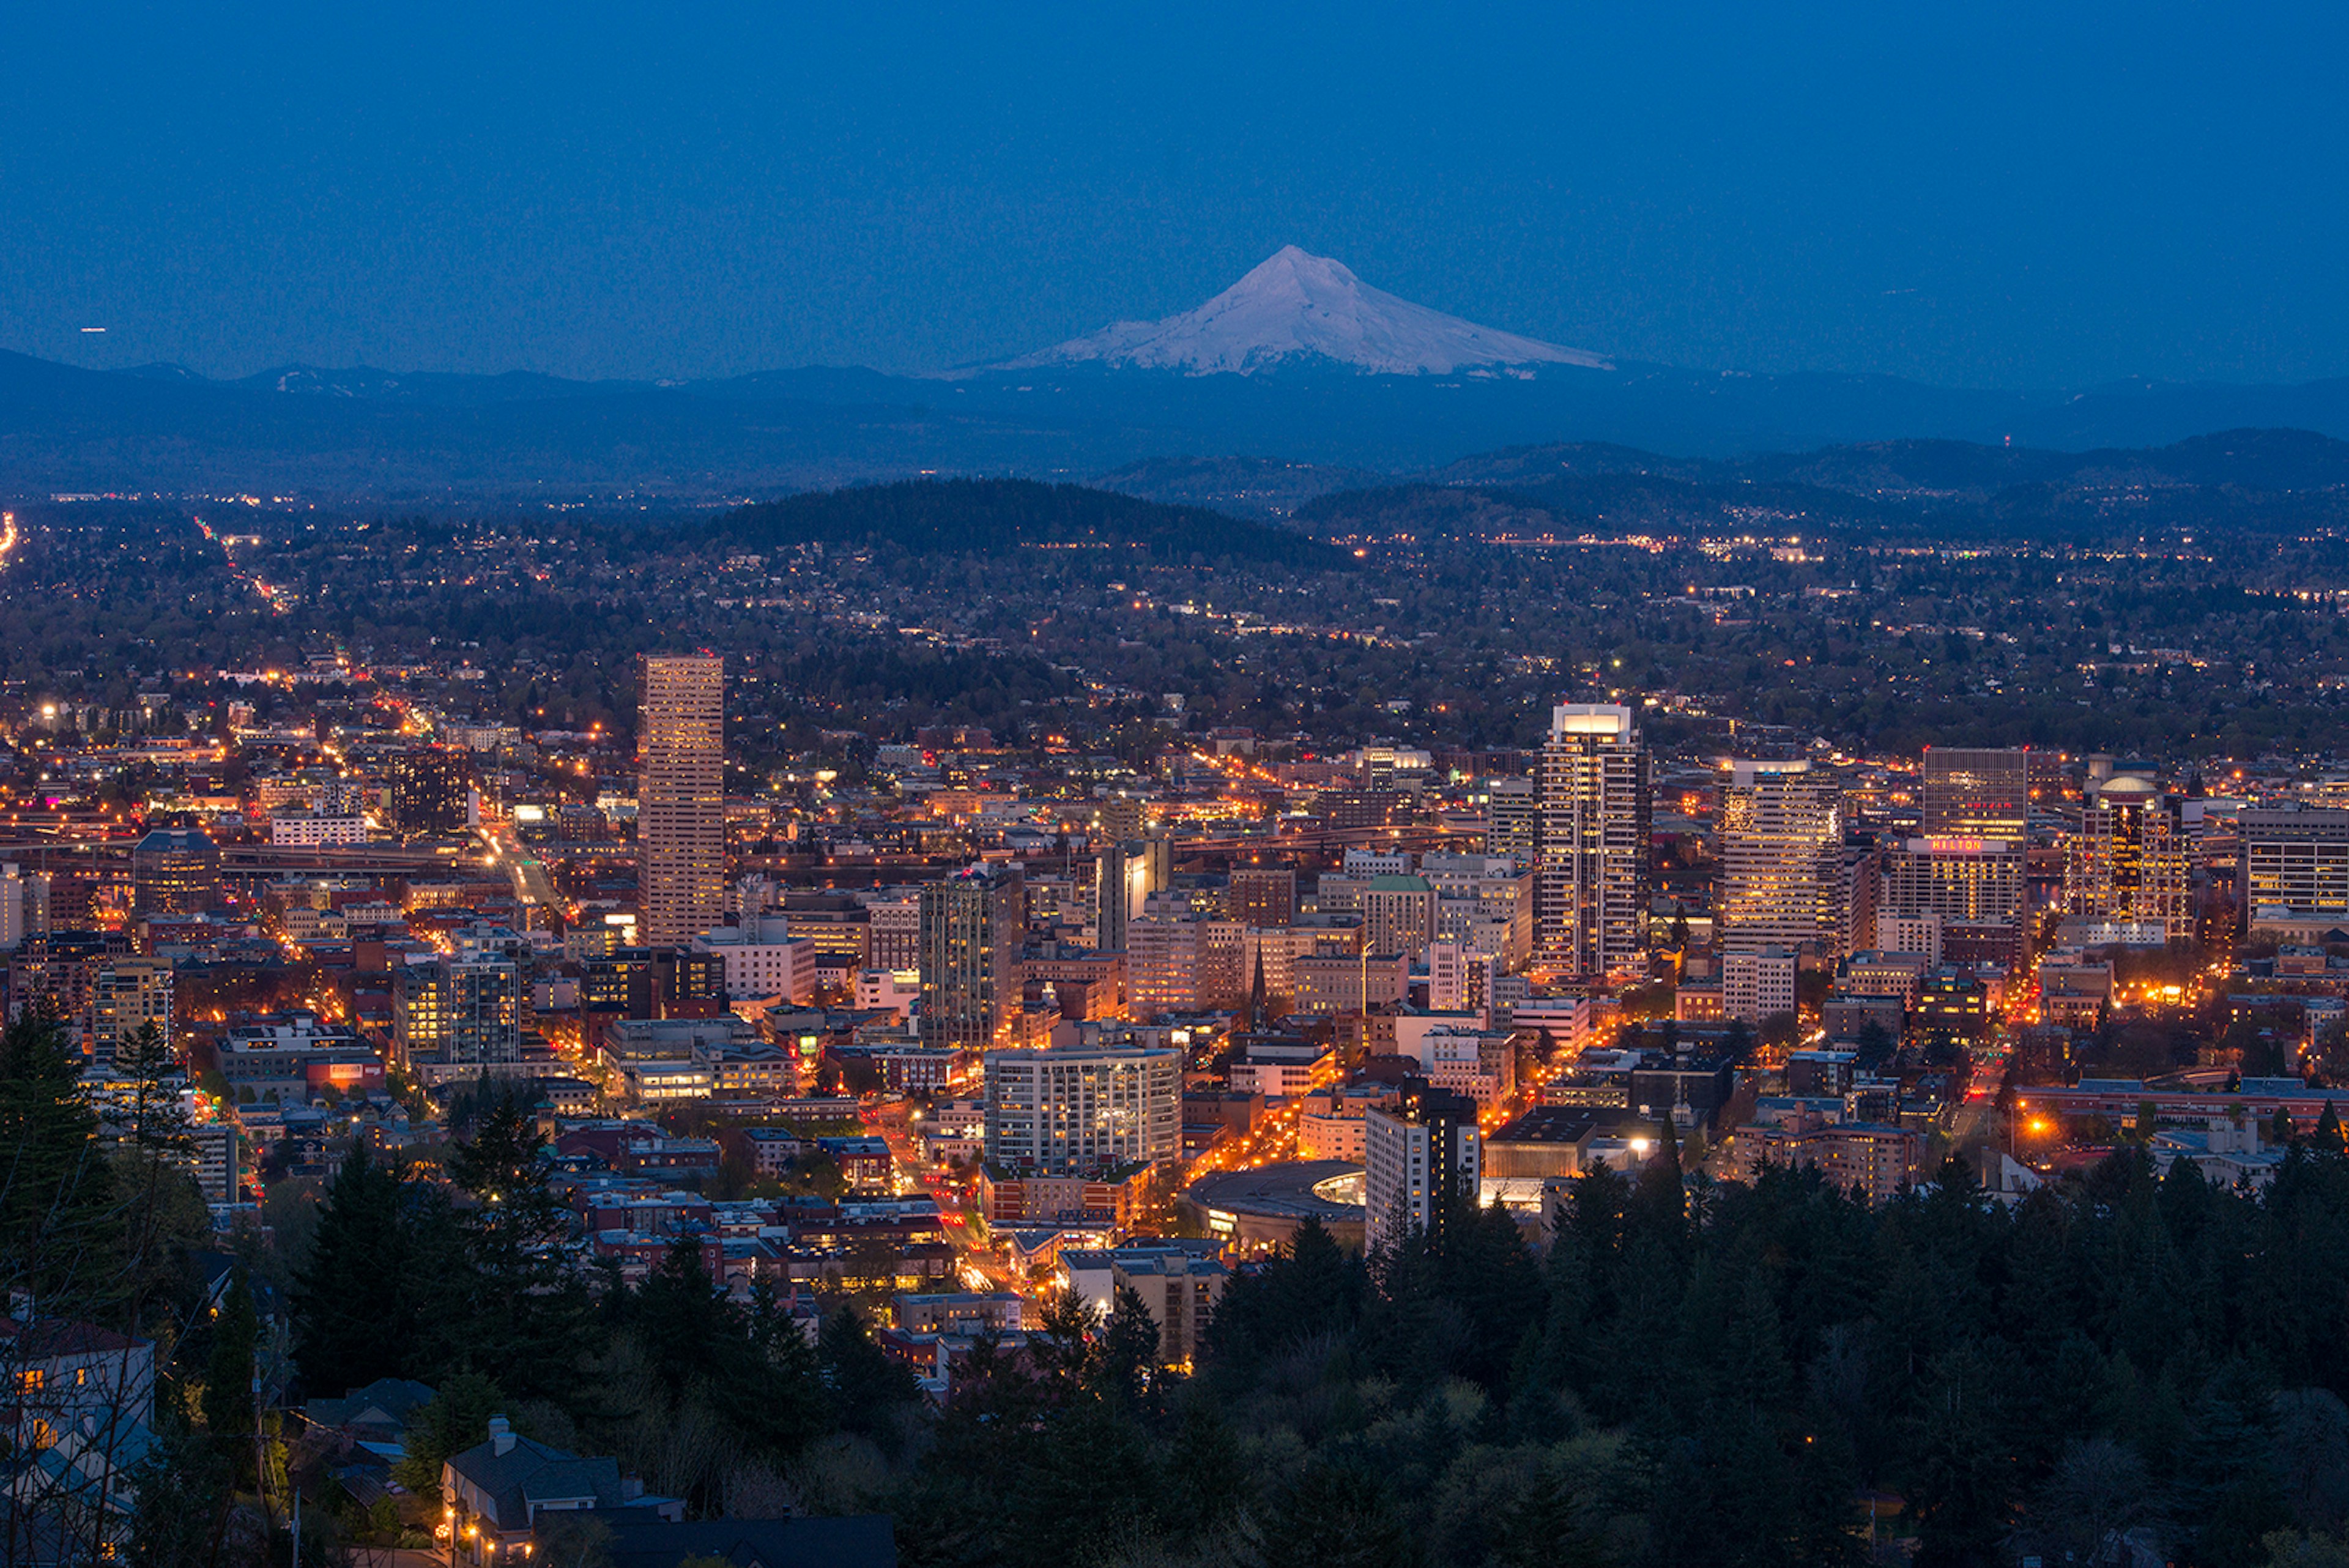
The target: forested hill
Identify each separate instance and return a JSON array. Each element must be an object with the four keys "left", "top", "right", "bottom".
[{"left": 703, "top": 478, "right": 1341, "bottom": 566}]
